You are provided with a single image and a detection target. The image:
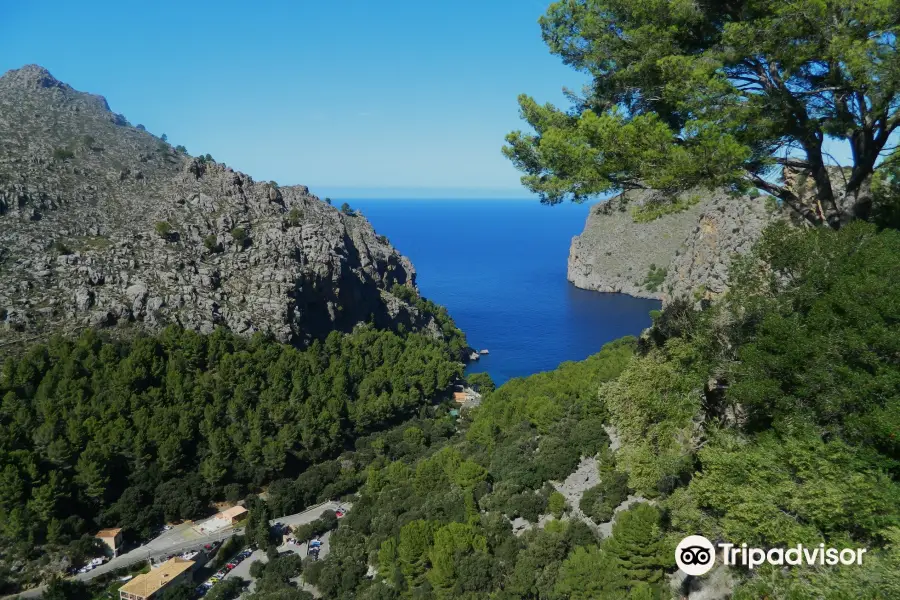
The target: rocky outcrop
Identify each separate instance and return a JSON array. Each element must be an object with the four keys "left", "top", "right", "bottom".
[
  {"left": 568, "top": 188, "right": 783, "bottom": 304},
  {"left": 0, "top": 65, "right": 442, "bottom": 349},
  {"left": 664, "top": 192, "right": 784, "bottom": 302}
]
